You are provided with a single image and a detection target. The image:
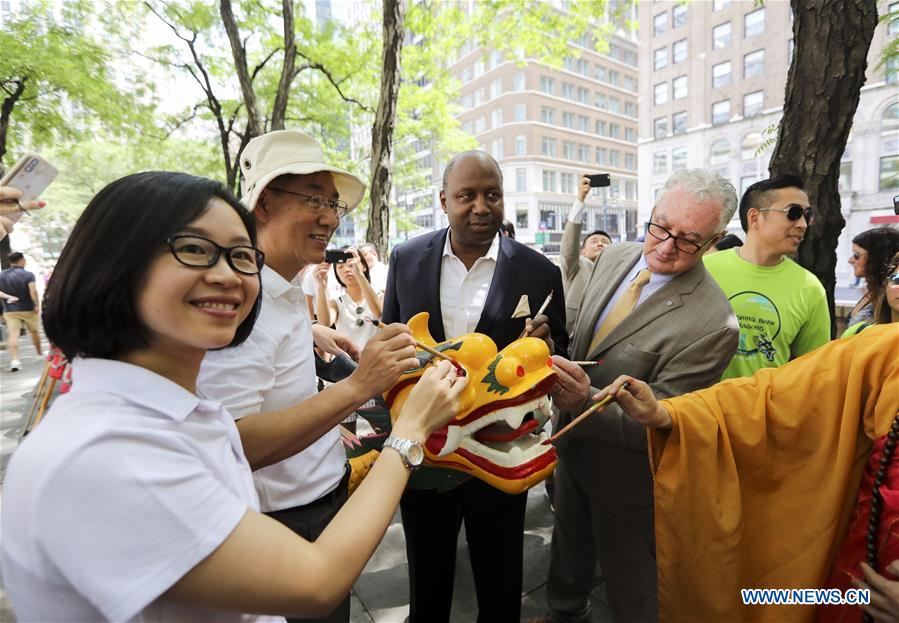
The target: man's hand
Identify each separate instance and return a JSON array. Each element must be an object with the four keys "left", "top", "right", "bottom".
[
  {"left": 592, "top": 375, "right": 672, "bottom": 429},
  {"left": 577, "top": 174, "right": 591, "bottom": 202},
  {"left": 855, "top": 561, "right": 899, "bottom": 623},
  {"left": 549, "top": 355, "right": 591, "bottom": 412},
  {"left": 521, "top": 314, "right": 554, "bottom": 353},
  {"left": 312, "top": 324, "right": 361, "bottom": 362},
  {"left": 346, "top": 322, "right": 418, "bottom": 397}
]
